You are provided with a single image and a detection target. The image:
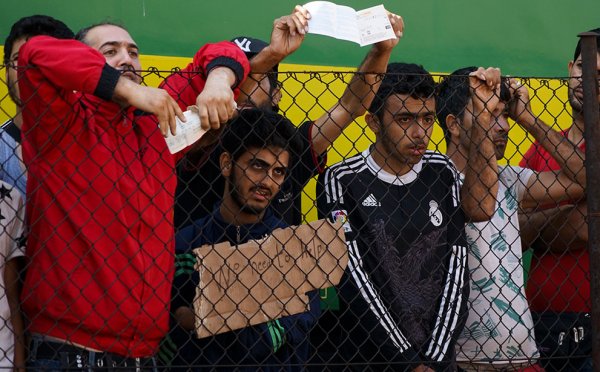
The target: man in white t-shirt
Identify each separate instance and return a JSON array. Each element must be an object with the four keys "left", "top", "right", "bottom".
[
  {"left": 436, "top": 67, "right": 586, "bottom": 371},
  {"left": 0, "top": 180, "right": 26, "bottom": 370}
]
